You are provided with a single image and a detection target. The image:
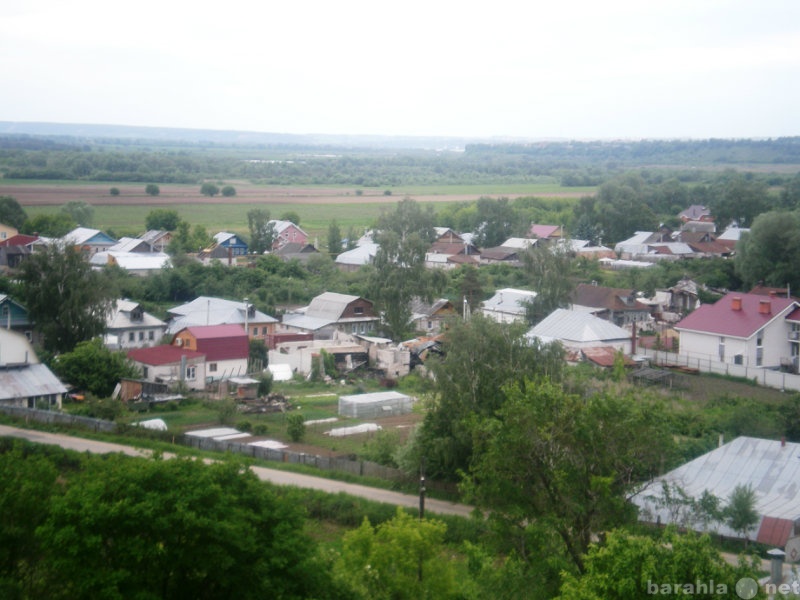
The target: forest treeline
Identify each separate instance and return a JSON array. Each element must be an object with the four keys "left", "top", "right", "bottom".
[{"left": 1, "top": 134, "right": 799, "bottom": 187}]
